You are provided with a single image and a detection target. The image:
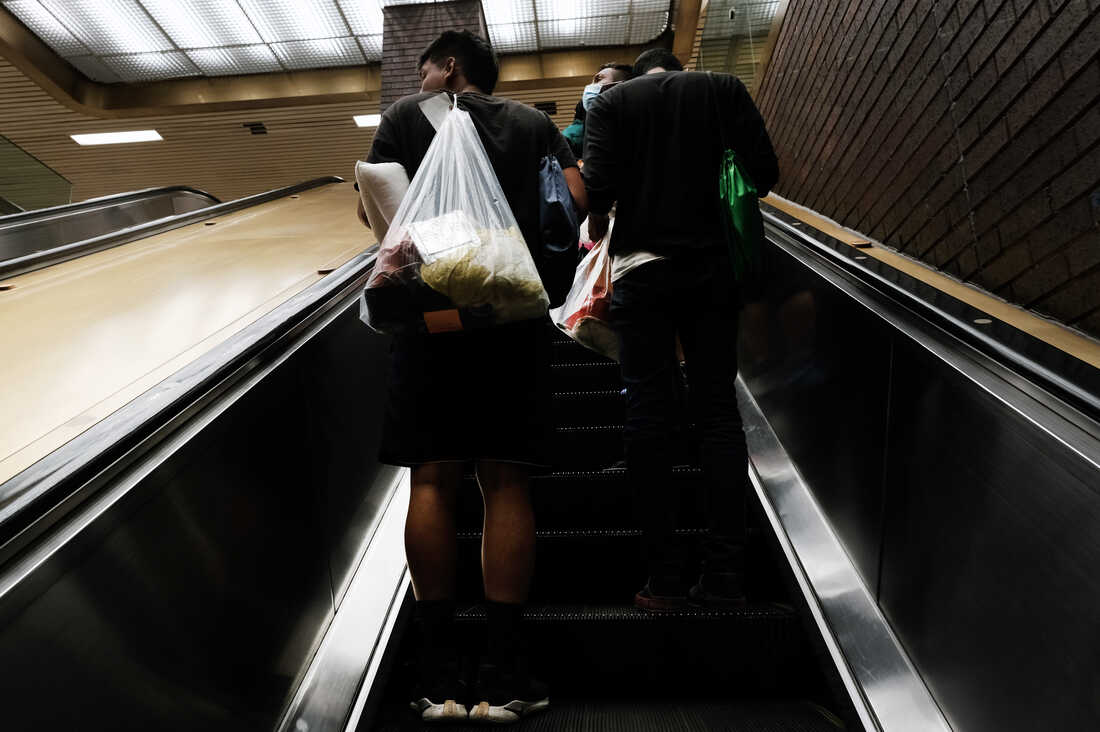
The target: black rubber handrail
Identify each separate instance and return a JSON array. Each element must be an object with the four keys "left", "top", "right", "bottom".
[
  {"left": 0, "top": 185, "right": 219, "bottom": 225},
  {"left": 761, "top": 205, "right": 1100, "bottom": 426},
  {"left": 0, "top": 239, "right": 377, "bottom": 563},
  {"left": 0, "top": 177, "right": 343, "bottom": 281}
]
